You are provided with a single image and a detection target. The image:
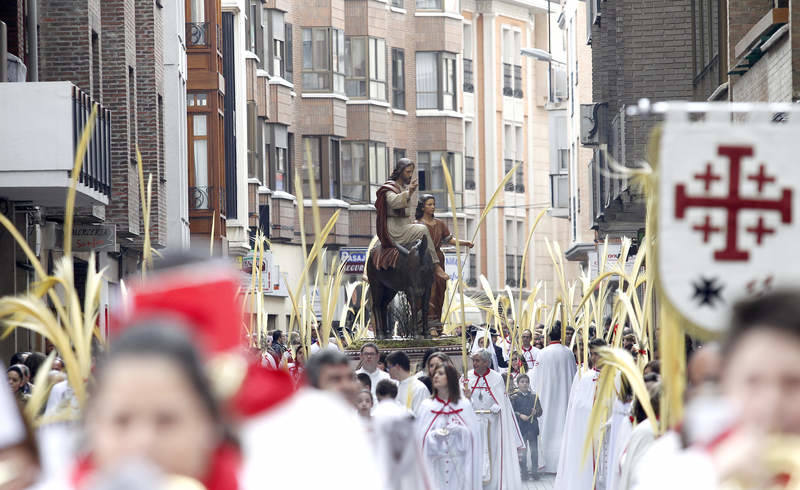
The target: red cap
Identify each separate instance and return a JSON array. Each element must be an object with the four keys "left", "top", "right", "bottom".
[{"left": 112, "top": 264, "right": 245, "bottom": 355}]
